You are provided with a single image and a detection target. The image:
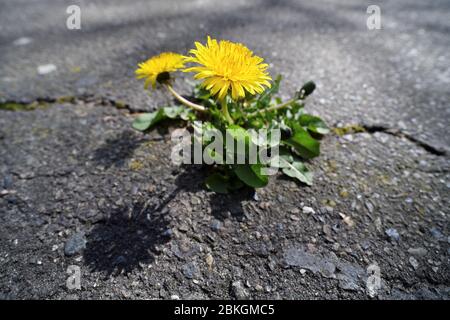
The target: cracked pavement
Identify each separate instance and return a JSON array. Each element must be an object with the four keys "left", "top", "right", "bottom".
[{"left": 0, "top": 0, "right": 449, "bottom": 299}]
